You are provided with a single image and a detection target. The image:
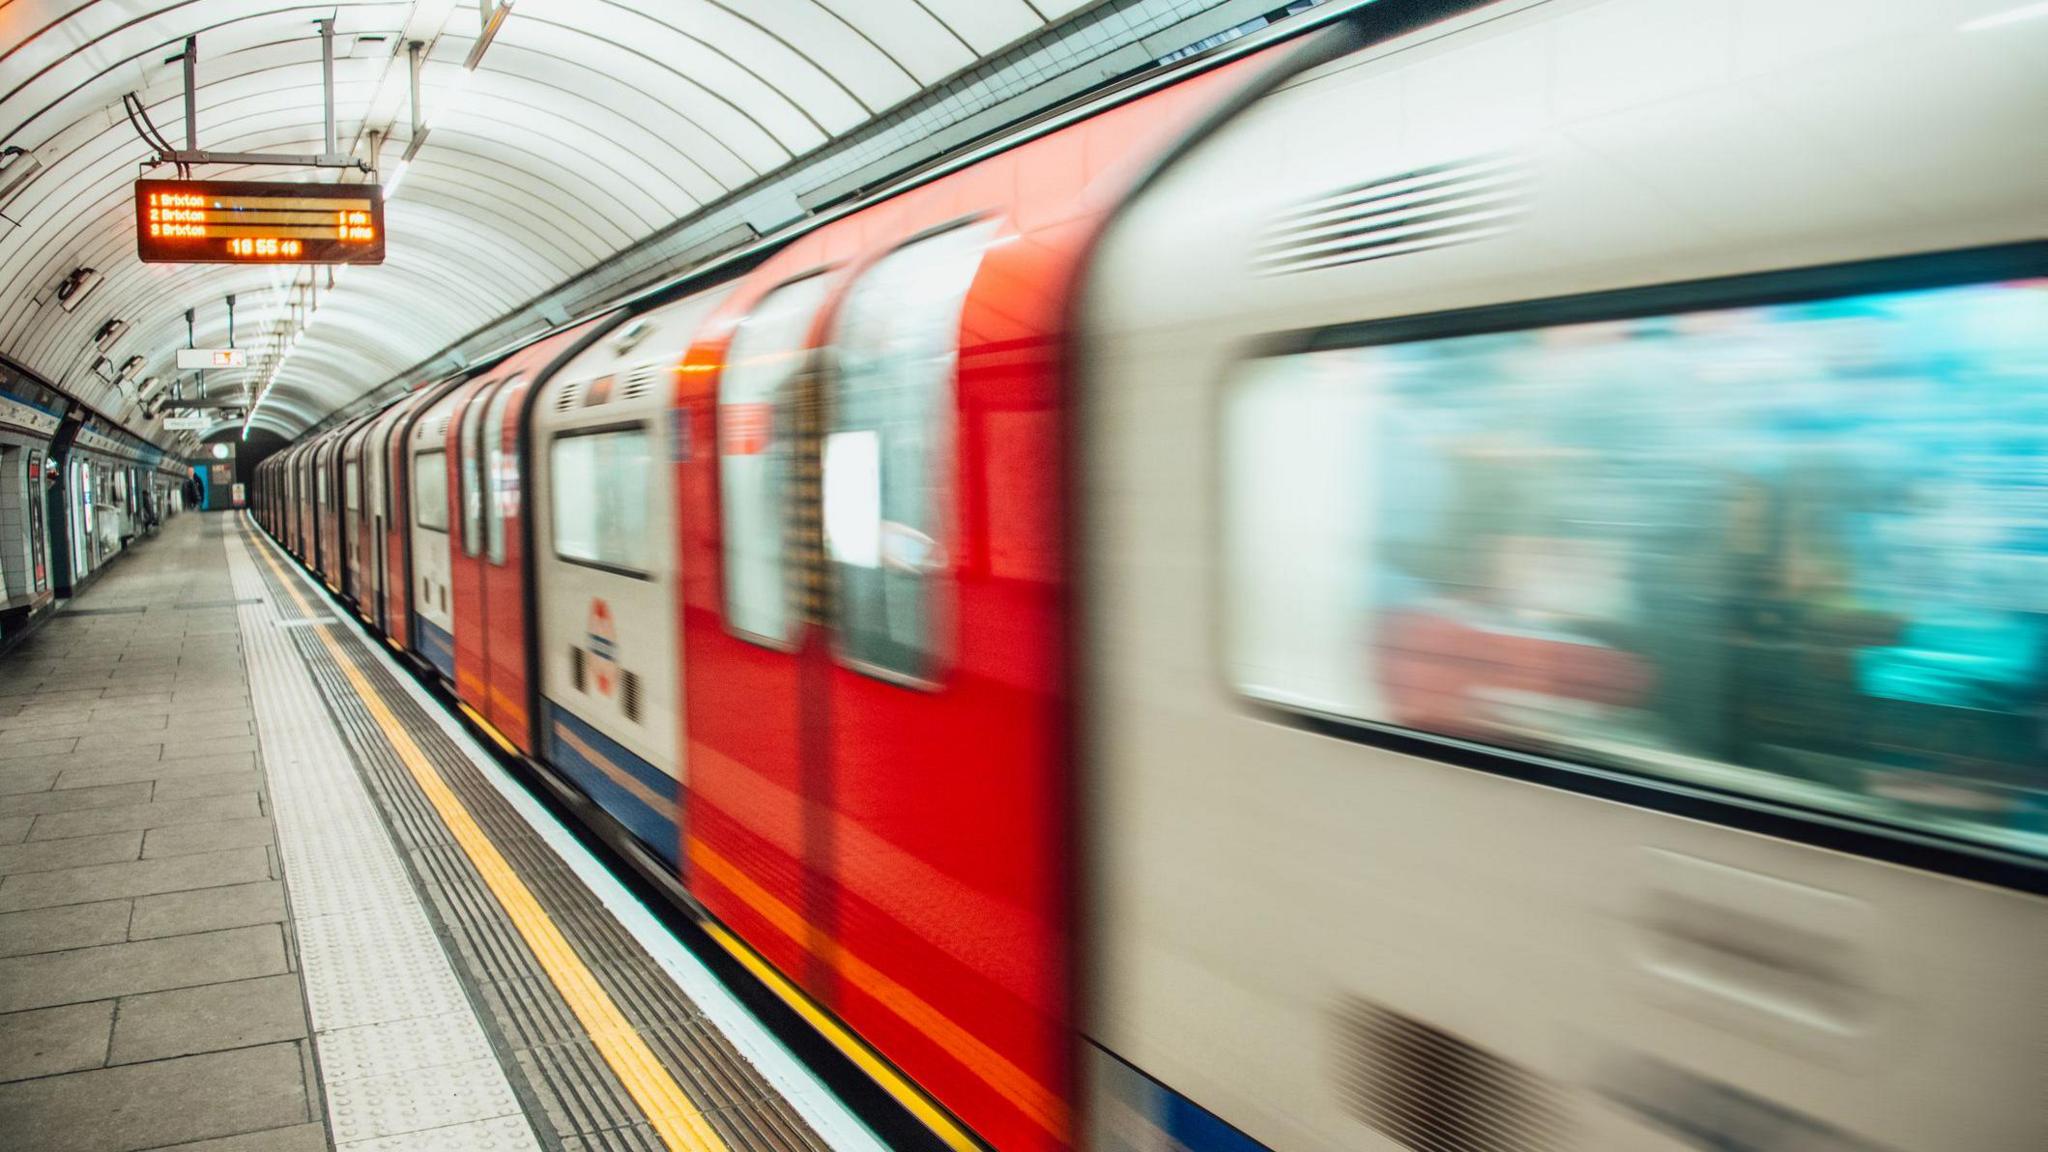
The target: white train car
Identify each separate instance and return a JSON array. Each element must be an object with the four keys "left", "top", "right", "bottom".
[{"left": 1080, "top": 1, "right": 2048, "bottom": 1150}]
